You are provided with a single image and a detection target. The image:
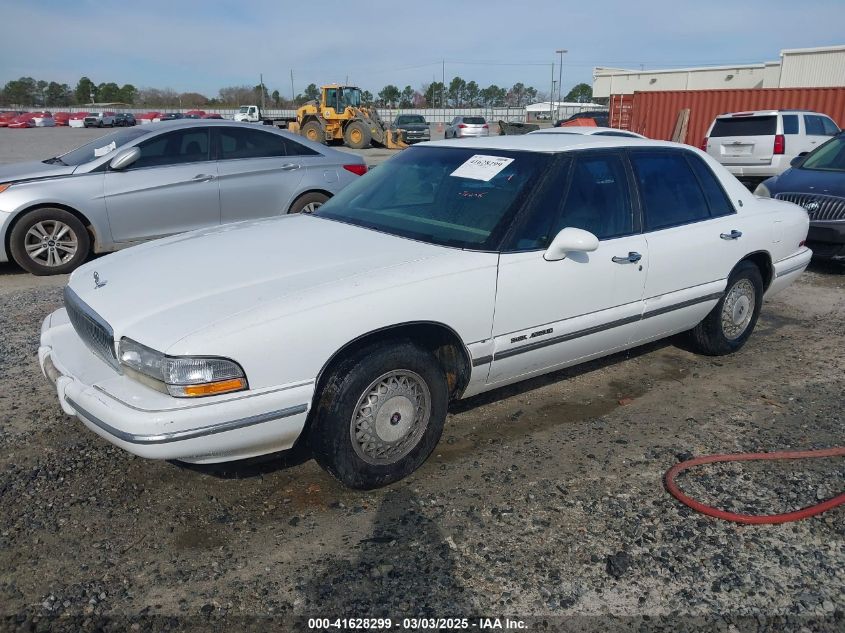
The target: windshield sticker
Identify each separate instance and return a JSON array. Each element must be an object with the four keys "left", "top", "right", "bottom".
[
  {"left": 93, "top": 141, "right": 117, "bottom": 157},
  {"left": 450, "top": 154, "right": 514, "bottom": 181}
]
